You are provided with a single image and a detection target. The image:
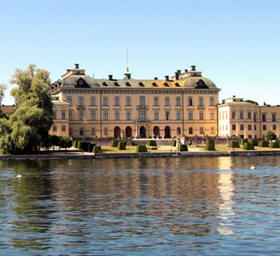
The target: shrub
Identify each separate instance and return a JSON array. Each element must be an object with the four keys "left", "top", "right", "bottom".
[
  {"left": 112, "top": 140, "right": 119, "bottom": 147},
  {"left": 269, "top": 142, "right": 280, "bottom": 148},
  {"left": 118, "top": 141, "right": 126, "bottom": 150},
  {"left": 78, "top": 141, "right": 88, "bottom": 151},
  {"left": 147, "top": 140, "right": 157, "bottom": 147},
  {"left": 93, "top": 145, "right": 102, "bottom": 153},
  {"left": 87, "top": 143, "right": 95, "bottom": 152},
  {"left": 243, "top": 142, "right": 254, "bottom": 150},
  {"left": 228, "top": 141, "right": 240, "bottom": 148},
  {"left": 205, "top": 139, "right": 215, "bottom": 151},
  {"left": 59, "top": 136, "right": 72, "bottom": 150},
  {"left": 251, "top": 139, "right": 258, "bottom": 146},
  {"left": 74, "top": 140, "right": 79, "bottom": 148},
  {"left": 258, "top": 140, "right": 269, "bottom": 147},
  {"left": 241, "top": 138, "right": 248, "bottom": 145},
  {"left": 171, "top": 140, "right": 177, "bottom": 147},
  {"left": 137, "top": 145, "right": 147, "bottom": 152},
  {"left": 180, "top": 144, "right": 188, "bottom": 151}
]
